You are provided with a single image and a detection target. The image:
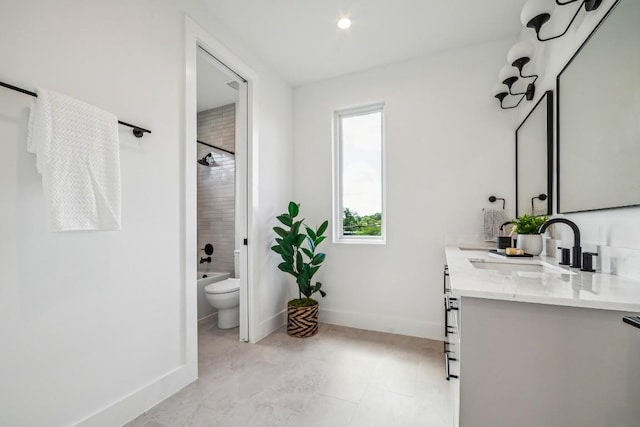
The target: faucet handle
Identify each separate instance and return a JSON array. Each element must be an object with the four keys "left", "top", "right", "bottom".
[
  {"left": 581, "top": 252, "right": 598, "bottom": 273},
  {"left": 557, "top": 247, "right": 571, "bottom": 265}
]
